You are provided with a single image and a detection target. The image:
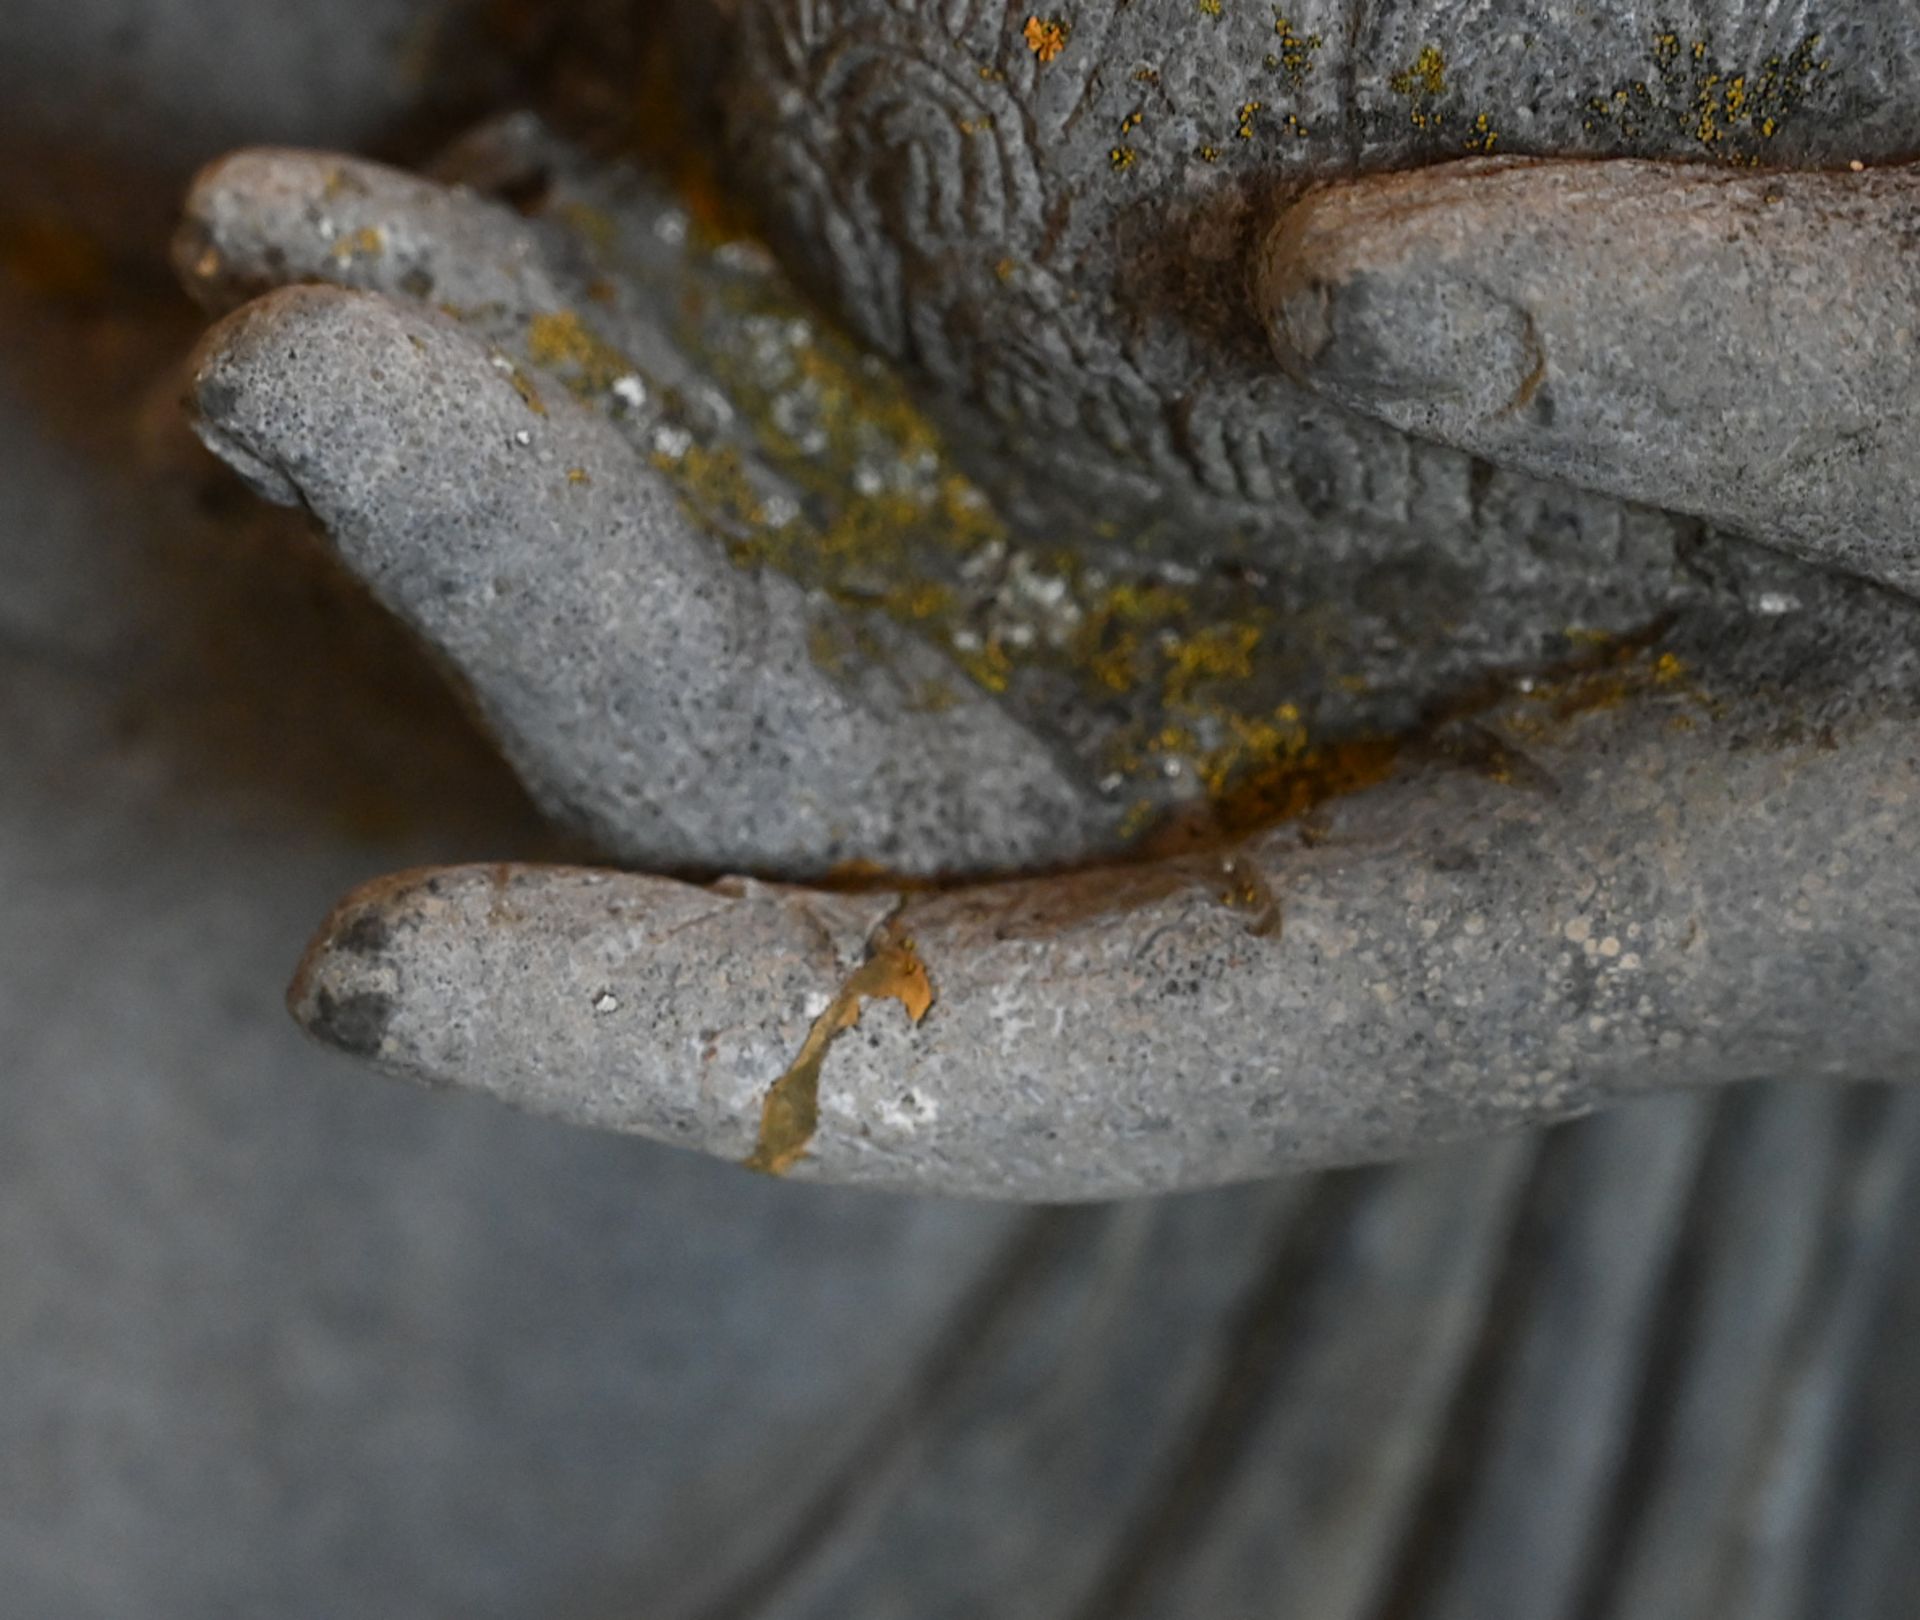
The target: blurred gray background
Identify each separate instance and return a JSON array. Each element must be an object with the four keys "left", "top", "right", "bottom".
[{"left": 2, "top": 2, "right": 1917, "bottom": 1615}]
